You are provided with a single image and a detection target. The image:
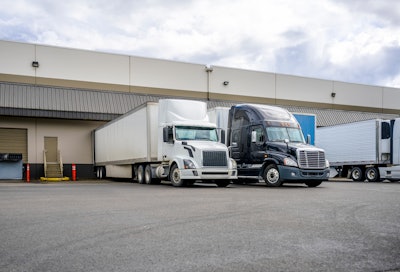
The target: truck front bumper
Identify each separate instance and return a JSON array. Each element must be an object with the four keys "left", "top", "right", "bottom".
[
  {"left": 278, "top": 165, "right": 330, "bottom": 181},
  {"left": 180, "top": 168, "right": 237, "bottom": 180}
]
